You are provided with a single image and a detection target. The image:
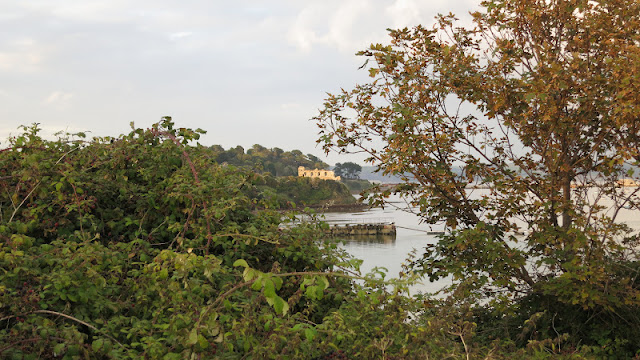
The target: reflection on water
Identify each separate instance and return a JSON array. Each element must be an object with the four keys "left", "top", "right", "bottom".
[
  {"left": 321, "top": 197, "right": 450, "bottom": 294},
  {"left": 321, "top": 190, "right": 640, "bottom": 295},
  {"left": 341, "top": 234, "right": 396, "bottom": 245}
]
